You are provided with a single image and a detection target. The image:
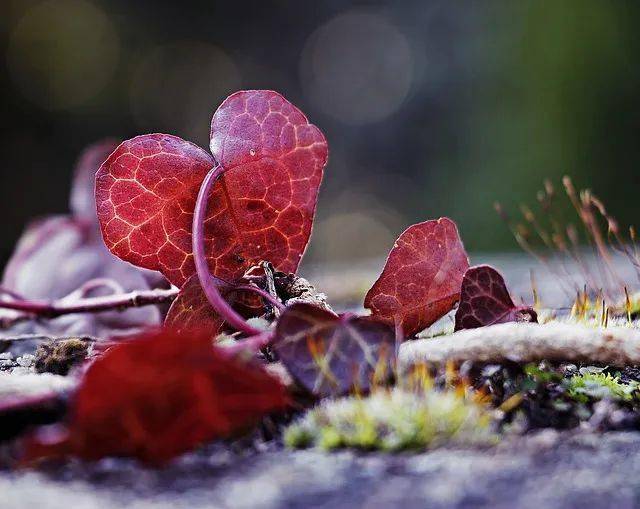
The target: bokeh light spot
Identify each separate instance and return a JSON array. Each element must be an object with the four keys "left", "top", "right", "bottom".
[
  {"left": 129, "top": 41, "right": 241, "bottom": 146},
  {"left": 7, "top": 0, "right": 119, "bottom": 110},
  {"left": 300, "top": 10, "right": 413, "bottom": 125}
]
